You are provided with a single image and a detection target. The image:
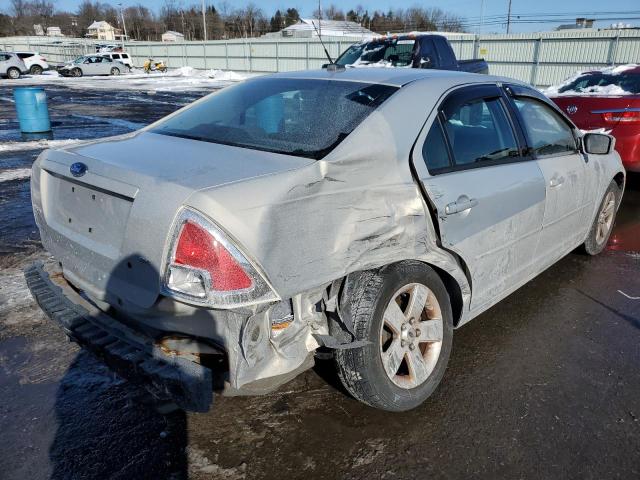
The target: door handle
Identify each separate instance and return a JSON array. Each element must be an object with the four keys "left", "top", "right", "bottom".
[
  {"left": 445, "top": 197, "right": 478, "bottom": 215},
  {"left": 549, "top": 175, "right": 565, "bottom": 188}
]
